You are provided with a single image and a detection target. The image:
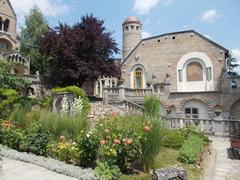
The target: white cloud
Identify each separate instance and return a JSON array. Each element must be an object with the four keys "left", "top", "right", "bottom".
[
  {"left": 203, "top": 34, "right": 213, "bottom": 40},
  {"left": 232, "top": 48, "right": 240, "bottom": 60},
  {"left": 133, "top": 0, "right": 160, "bottom": 14},
  {"left": 142, "top": 31, "right": 152, "bottom": 39},
  {"left": 10, "top": 0, "right": 70, "bottom": 25},
  {"left": 201, "top": 9, "right": 221, "bottom": 22},
  {"left": 164, "top": 0, "right": 175, "bottom": 6}
]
